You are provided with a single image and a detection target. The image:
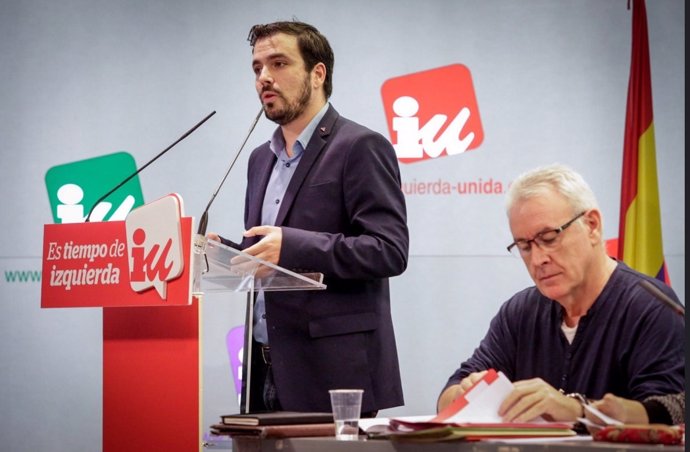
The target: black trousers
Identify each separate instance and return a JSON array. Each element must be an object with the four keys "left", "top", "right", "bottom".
[
  {"left": 247, "top": 339, "right": 377, "bottom": 417},
  {"left": 247, "top": 339, "right": 281, "bottom": 412}
]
